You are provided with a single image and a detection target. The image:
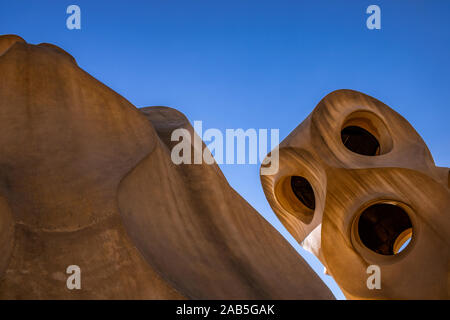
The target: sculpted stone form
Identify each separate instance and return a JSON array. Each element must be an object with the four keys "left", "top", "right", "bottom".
[
  {"left": 0, "top": 35, "right": 333, "bottom": 299},
  {"left": 260, "top": 89, "right": 449, "bottom": 299}
]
